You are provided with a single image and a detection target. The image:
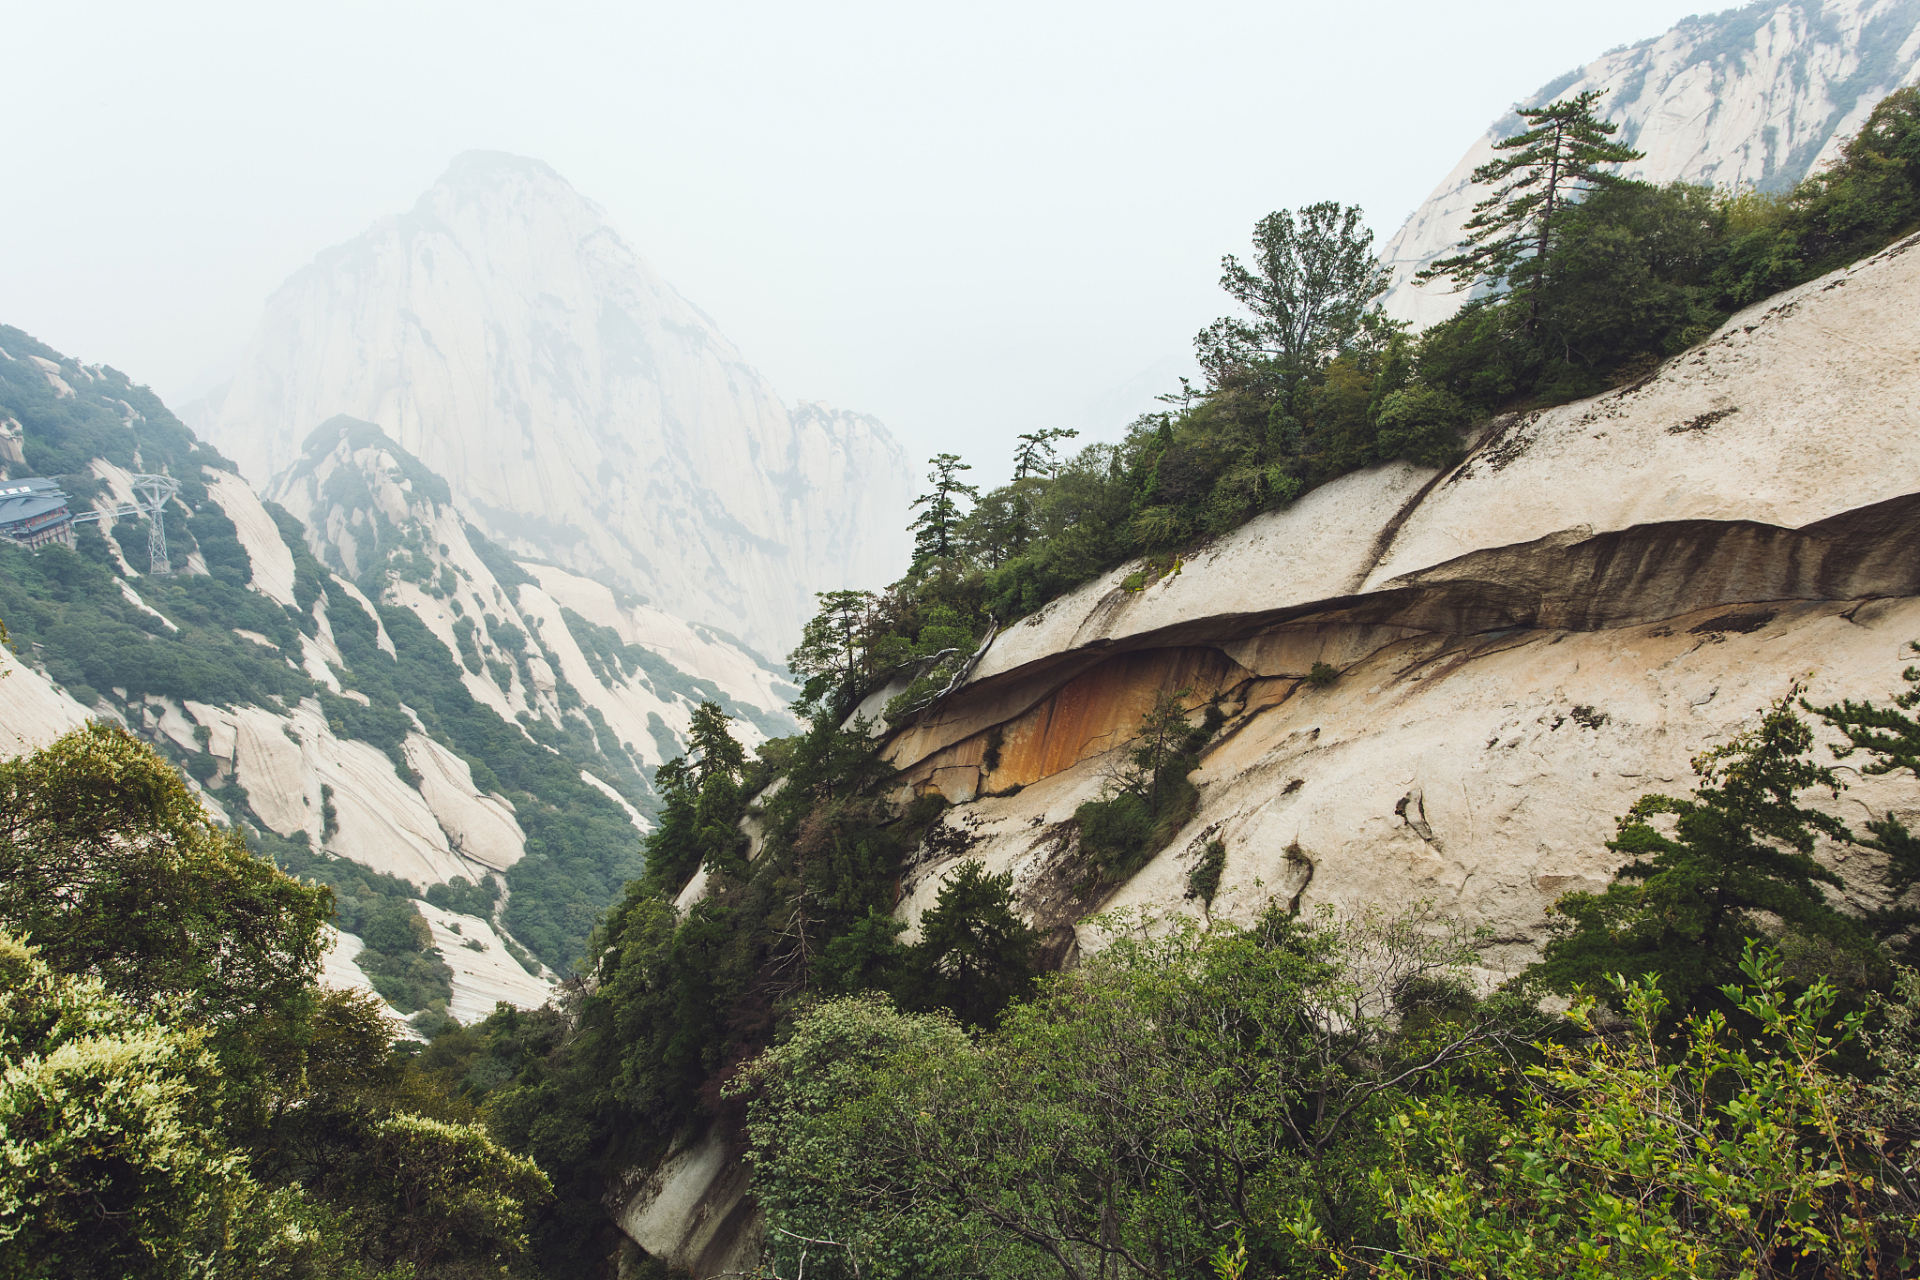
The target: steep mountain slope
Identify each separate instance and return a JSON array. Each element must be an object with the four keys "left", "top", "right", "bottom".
[
  {"left": 884, "top": 232, "right": 1920, "bottom": 966},
  {"left": 1380, "top": 0, "right": 1920, "bottom": 327},
  {"left": 620, "top": 228, "right": 1920, "bottom": 1280},
  {"left": 265, "top": 414, "right": 796, "bottom": 765},
  {"left": 0, "top": 325, "right": 789, "bottom": 1027},
  {"left": 200, "top": 151, "right": 913, "bottom": 655}
]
